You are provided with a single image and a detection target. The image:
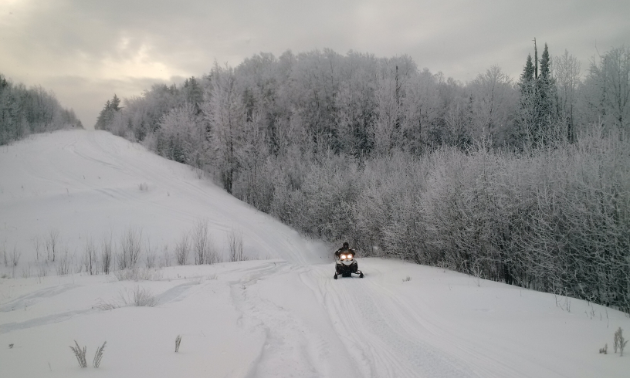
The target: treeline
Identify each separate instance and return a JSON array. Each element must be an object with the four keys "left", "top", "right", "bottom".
[
  {"left": 95, "top": 46, "right": 630, "bottom": 311},
  {"left": 0, "top": 74, "right": 82, "bottom": 145}
]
